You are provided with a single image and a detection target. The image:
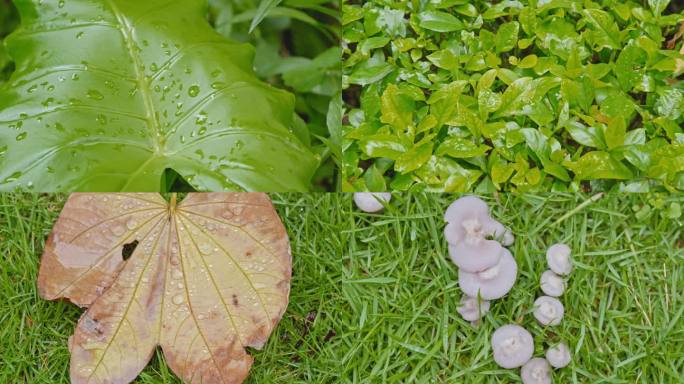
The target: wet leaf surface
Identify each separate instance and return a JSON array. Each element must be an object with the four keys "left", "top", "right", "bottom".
[
  {"left": 0, "top": 0, "right": 317, "bottom": 192},
  {"left": 38, "top": 193, "right": 291, "bottom": 384}
]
